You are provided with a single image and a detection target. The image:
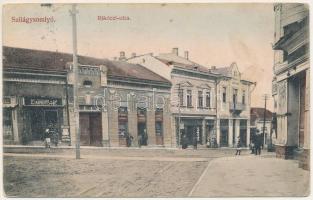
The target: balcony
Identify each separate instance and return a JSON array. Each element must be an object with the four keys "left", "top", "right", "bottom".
[
  {"left": 274, "top": 54, "right": 309, "bottom": 75},
  {"left": 229, "top": 102, "right": 245, "bottom": 113}
]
